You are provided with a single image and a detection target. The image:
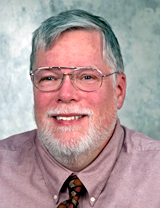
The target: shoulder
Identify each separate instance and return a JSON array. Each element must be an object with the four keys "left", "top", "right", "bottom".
[
  {"left": 122, "top": 125, "right": 160, "bottom": 152},
  {"left": 0, "top": 129, "right": 38, "bottom": 169},
  {"left": 0, "top": 129, "right": 38, "bottom": 151}
]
